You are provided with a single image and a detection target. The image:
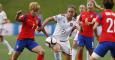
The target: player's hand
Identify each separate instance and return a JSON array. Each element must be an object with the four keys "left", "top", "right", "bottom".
[
  {"left": 17, "top": 9, "right": 22, "bottom": 15},
  {"left": 35, "top": 26, "right": 42, "bottom": 32}
]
